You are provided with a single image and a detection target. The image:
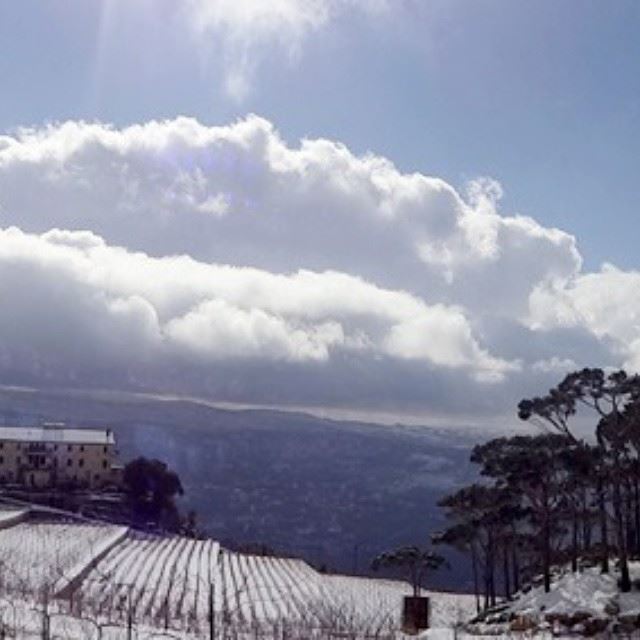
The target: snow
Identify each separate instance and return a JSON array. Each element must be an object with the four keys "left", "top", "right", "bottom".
[
  {"left": 322, "top": 575, "right": 475, "bottom": 630},
  {"left": 0, "top": 513, "right": 477, "bottom": 638},
  {"left": 74, "top": 530, "right": 222, "bottom": 631},
  {"left": 0, "top": 520, "right": 126, "bottom": 596},
  {"left": 0, "top": 507, "right": 28, "bottom": 529},
  {"left": 0, "top": 425, "right": 115, "bottom": 444},
  {"left": 509, "top": 568, "right": 618, "bottom": 617},
  {"left": 468, "top": 562, "right": 640, "bottom": 637}
]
